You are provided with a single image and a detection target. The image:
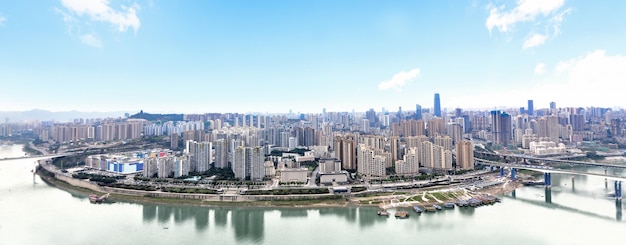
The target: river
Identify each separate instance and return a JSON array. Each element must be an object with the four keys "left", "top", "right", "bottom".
[{"left": 1, "top": 144, "right": 625, "bottom": 245}]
